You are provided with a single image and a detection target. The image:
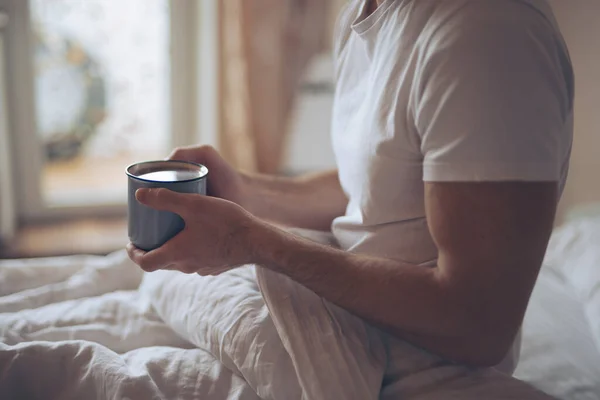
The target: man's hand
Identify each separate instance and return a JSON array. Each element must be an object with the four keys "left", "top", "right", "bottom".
[
  {"left": 168, "top": 145, "right": 249, "bottom": 208},
  {"left": 126, "top": 187, "right": 262, "bottom": 275}
]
